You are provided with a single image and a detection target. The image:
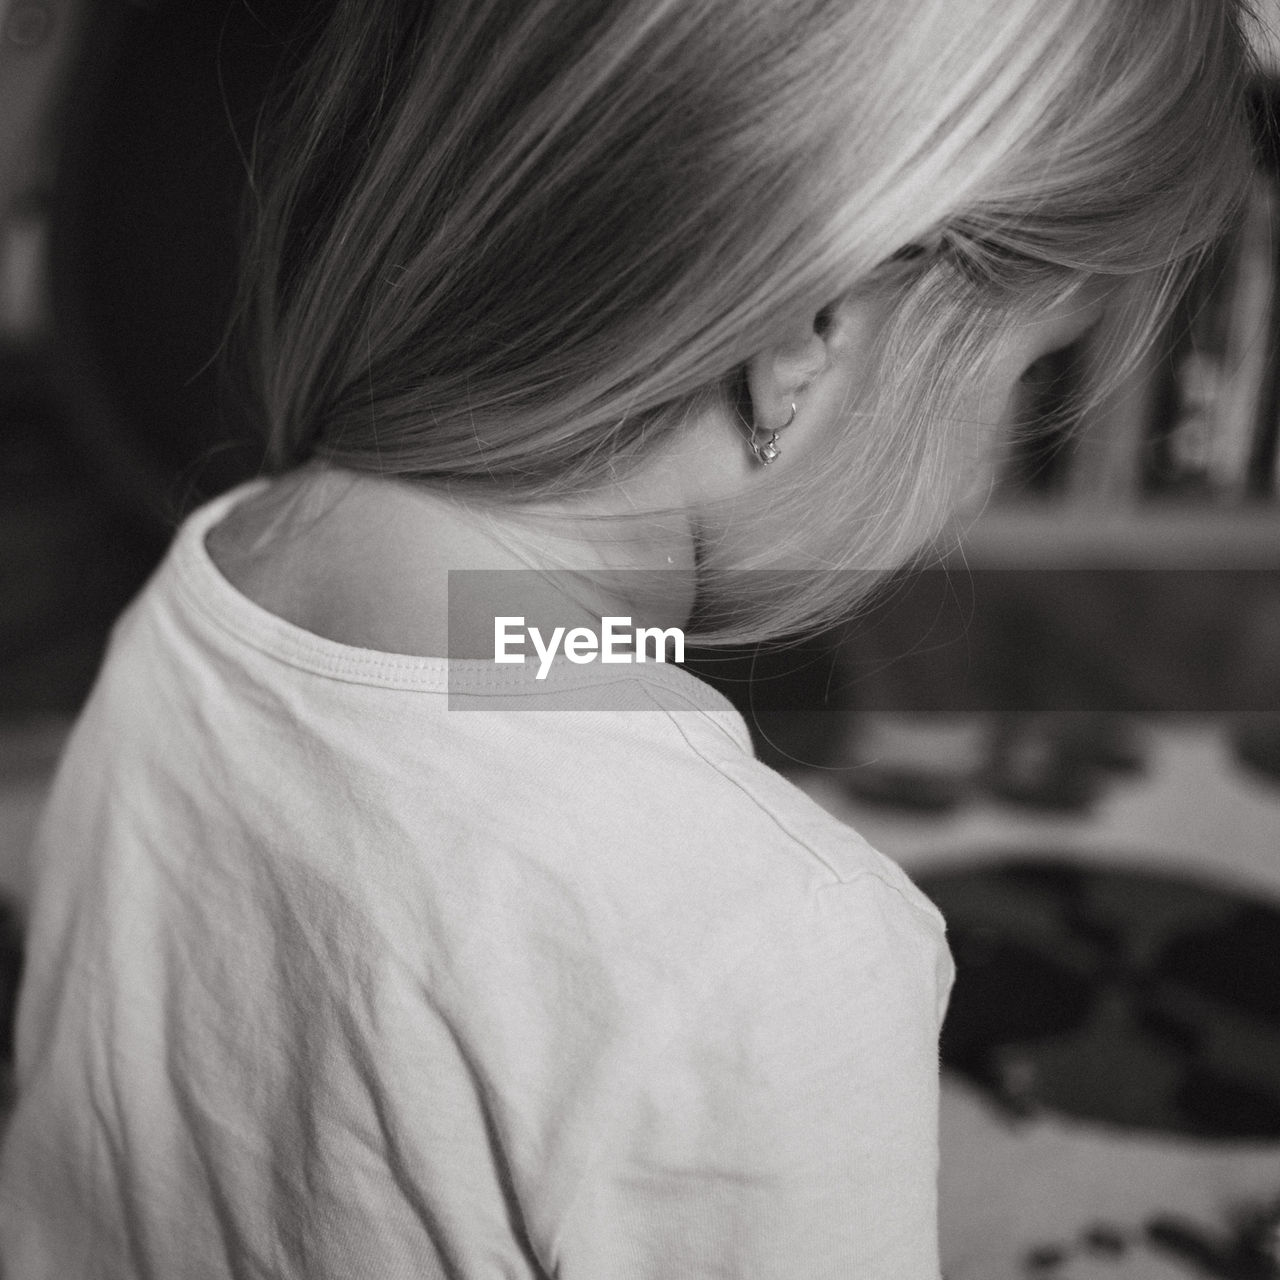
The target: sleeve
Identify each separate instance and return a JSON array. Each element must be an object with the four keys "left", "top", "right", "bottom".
[{"left": 547, "top": 876, "right": 955, "bottom": 1280}]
